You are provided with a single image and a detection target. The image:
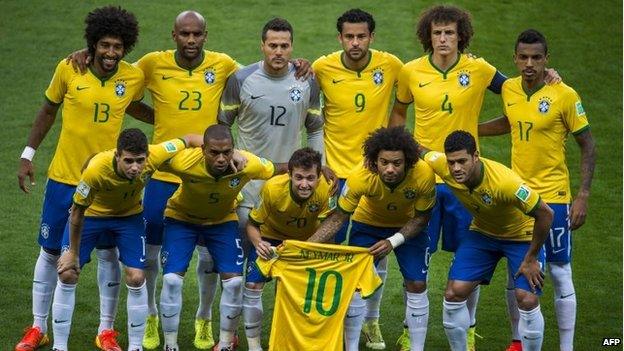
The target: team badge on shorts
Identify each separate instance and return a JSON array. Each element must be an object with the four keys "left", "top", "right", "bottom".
[
  {"left": 403, "top": 188, "right": 417, "bottom": 200},
  {"left": 114, "top": 80, "right": 126, "bottom": 97},
  {"left": 538, "top": 97, "right": 551, "bottom": 114},
  {"left": 289, "top": 85, "right": 303, "bottom": 102},
  {"left": 480, "top": 190, "right": 493, "bottom": 205},
  {"left": 229, "top": 177, "right": 241, "bottom": 188},
  {"left": 308, "top": 201, "right": 320, "bottom": 213},
  {"left": 204, "top": 69, "right": 216, "bottom": 84},
  {"left": 458, "top": 71, "right": 470, "bottom": 87},
  {"left": 40, "top": 223, "right": 50, "bottom": 239},
  {"left": 372, "top": 69, "right": 384, "bottom": 85}
]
